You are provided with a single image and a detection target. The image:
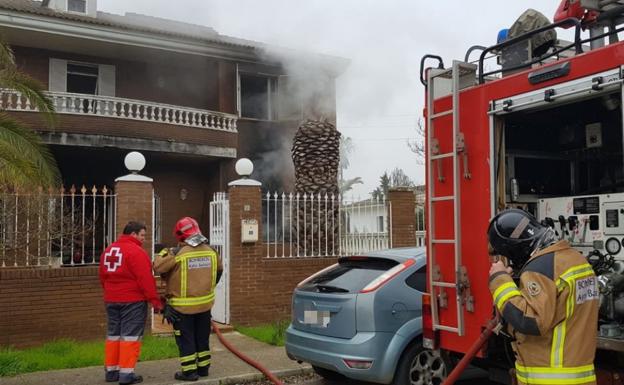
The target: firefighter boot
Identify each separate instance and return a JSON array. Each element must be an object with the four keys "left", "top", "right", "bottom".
[
  {"left": 174, "top": 371, "right": 199, "bottom": 381},
  {"left": 198, "top": 365, "right": 209, "bottom": 377}
]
